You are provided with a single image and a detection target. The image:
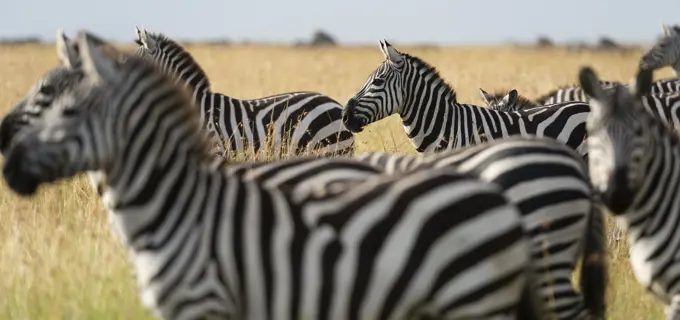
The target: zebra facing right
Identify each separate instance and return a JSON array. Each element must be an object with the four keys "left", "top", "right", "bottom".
[
  {"left": 580, "top": 65, "right": 680, "bottom": 320},
  {"left": 1, "top": 30, "right": 543, "bottom": 320},
  {"left": 133, "top": 27, "right": 354, "bottom": 157}
]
